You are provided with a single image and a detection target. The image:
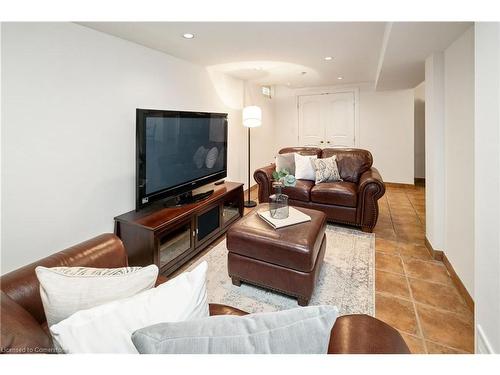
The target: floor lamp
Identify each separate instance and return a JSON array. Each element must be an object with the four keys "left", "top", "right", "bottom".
[{"left": 243, "top": 105, "right": 262, "bottom": 208}]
